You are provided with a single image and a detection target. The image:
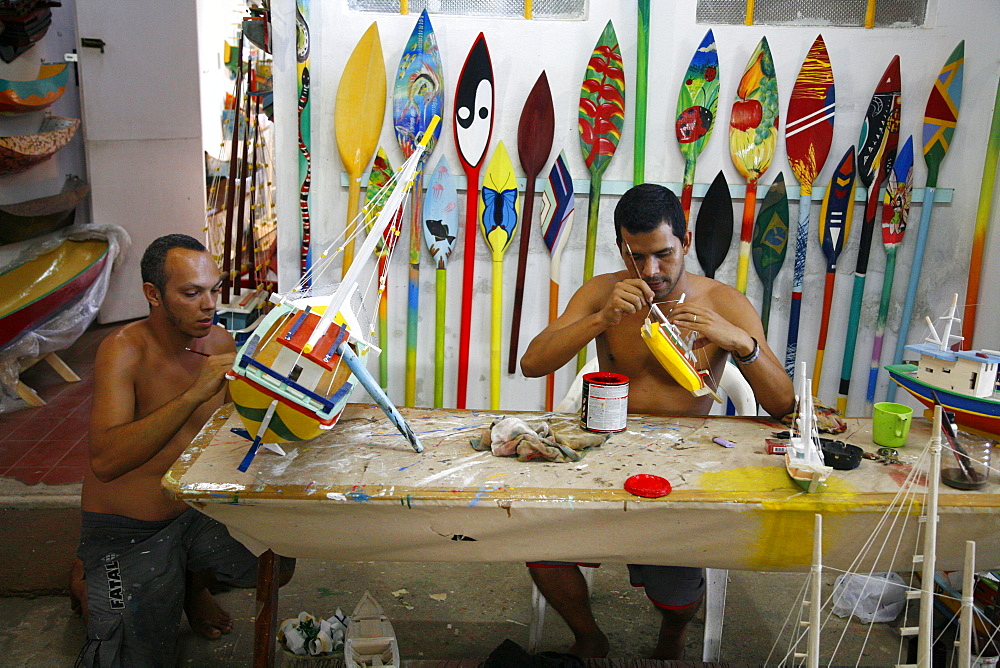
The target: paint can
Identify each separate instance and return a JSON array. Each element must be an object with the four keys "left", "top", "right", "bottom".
[{"left": 581, "top": 372, "right": 629, "bottom": 433}]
